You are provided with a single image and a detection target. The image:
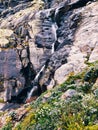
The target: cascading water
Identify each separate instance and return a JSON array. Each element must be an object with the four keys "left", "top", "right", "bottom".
[
  {"left": 27, "top": 86, "right": 38, "bottom": 100},
  {"left": 27, "top": 9, "right": 58, "bottom": 101},
  {"left": 51, "top": 23, "right": 58, "bottom": 54},
  {"left": 27, "top": 65, "right": 46, "bottom": 100},
  {"left": 51, "top": 42, "right": 55, "bottom": 54},
  {"left": 34, "top": 65, "right": 45, "bottom": 81}
]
